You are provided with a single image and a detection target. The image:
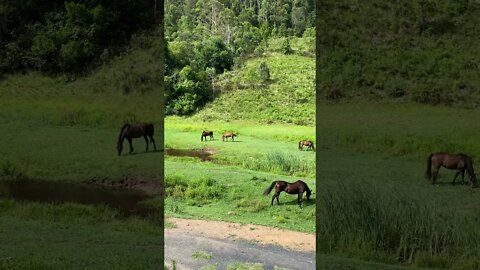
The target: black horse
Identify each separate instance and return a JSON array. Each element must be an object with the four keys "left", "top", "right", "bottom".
[
  {"left": 201, "top": 131, "right": 214, "bottom": 141},
  {"left": 117, "top": 123, "right": 156, "bottom": 156},
  {"left": 263, "top": 180, "right": 312, "bottom": 207}
]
